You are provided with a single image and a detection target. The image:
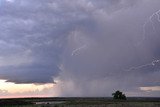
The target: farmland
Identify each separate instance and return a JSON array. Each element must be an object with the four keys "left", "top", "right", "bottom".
[{"left": 0, "top": 97, "right": 159, "bottom": 107}]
